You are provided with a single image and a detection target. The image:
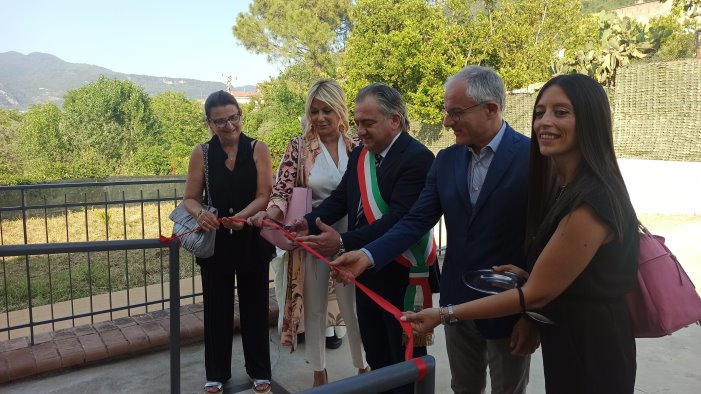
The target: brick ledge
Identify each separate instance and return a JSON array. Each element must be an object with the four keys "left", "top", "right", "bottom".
[{"left": 0, "top": 289, "right": 279, "bottom": 384}]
